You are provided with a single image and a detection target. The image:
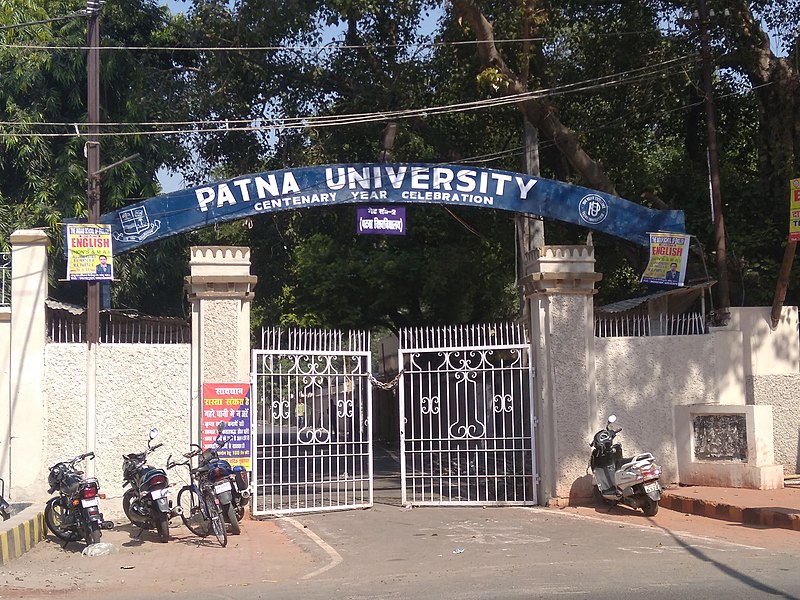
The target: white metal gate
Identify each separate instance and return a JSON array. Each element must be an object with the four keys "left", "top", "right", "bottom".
[
  {"left": 251, "top": 328, "right": 373, "bottom": 515},
  {"left": 398, "top": 323, "right": 536, "bottom": 506}
]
